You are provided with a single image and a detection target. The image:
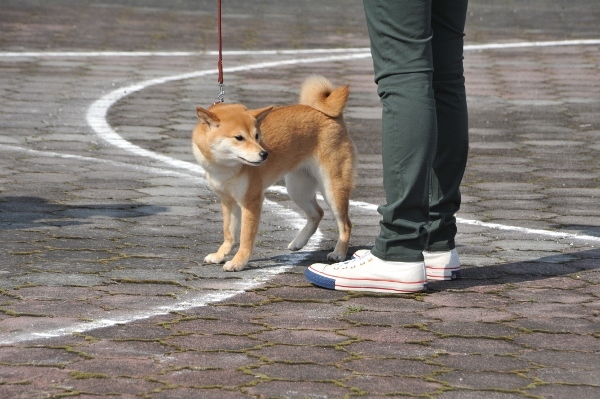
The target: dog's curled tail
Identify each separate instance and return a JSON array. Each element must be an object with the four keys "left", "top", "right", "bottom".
[{"left": 299, "top": 75, "right": 349, "bottom": 118}]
